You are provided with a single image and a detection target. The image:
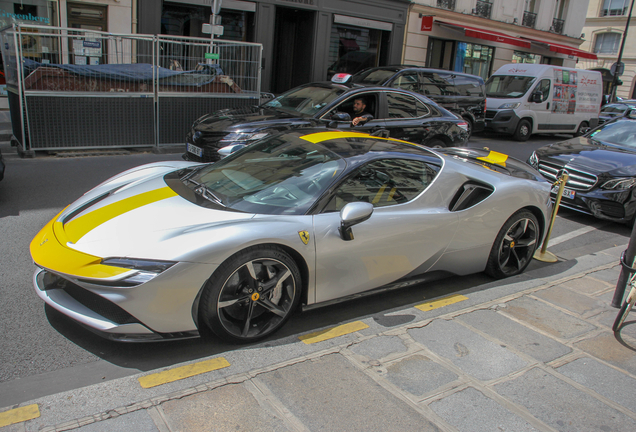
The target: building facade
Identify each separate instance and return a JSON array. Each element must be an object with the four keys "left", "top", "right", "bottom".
[
  {"left": 138, "top": 0, "right": 410, "bottom": 93},
  {"left": 578, "top": 0, "right": 636, "bottom": 100},
  {"left": 403, "top": 0, "right": 595, "bottom": 81}
]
